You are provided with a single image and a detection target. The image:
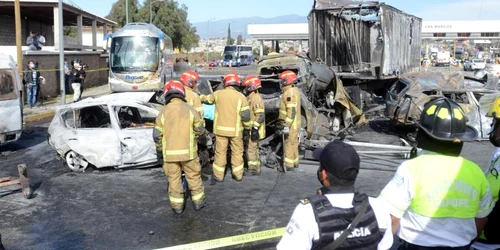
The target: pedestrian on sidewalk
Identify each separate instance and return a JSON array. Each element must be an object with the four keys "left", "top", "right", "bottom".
[
  {"left": 23, "top": 60, "right": 40, "bottom": 108},
  {"left": 70, "top": 59, "right": 85, "bottom": 102}
]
